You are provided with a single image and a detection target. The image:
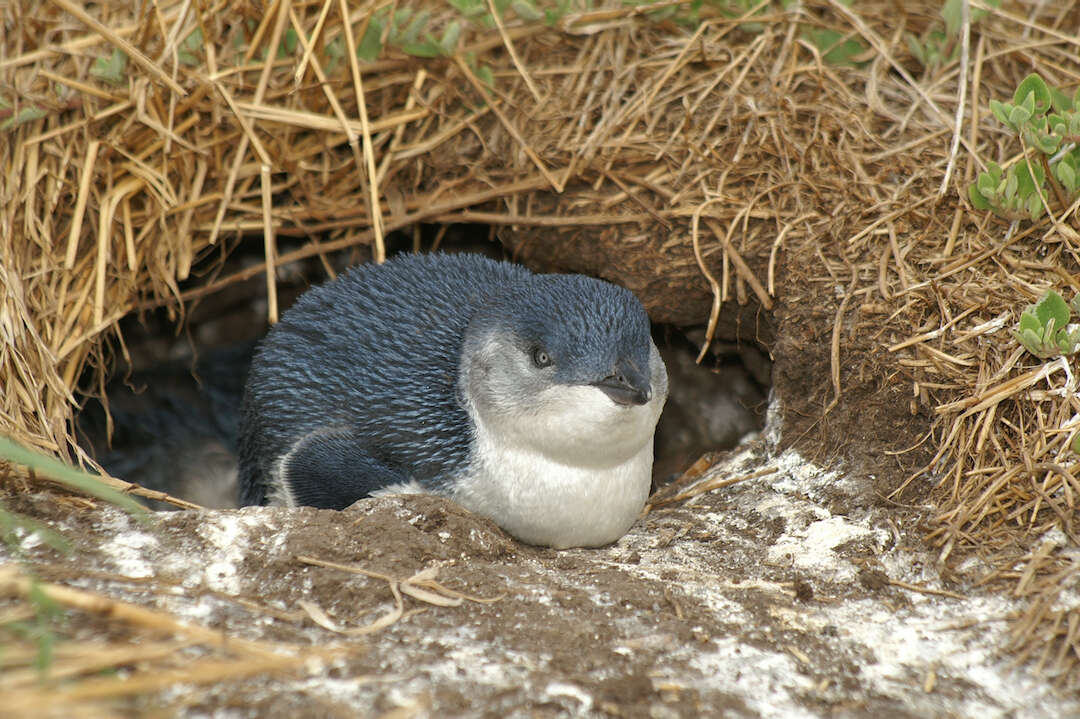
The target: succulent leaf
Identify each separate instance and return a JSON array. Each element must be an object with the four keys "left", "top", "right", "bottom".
[
  {"left": 1026, "top": 192, "right": 1044, "bottom": 220},
  {"left": 1034, "top": 290, "right": 1071, "bottom": 330},
  {"left": 1018, "top": 309, "right": 1042, "bottom": 335},
  {"left": 990, "top": 99, "right": 1013, "bottom": 128},
  {"left": 968, "top": 183, "right": 991, "bottom": 209},
  {"left": 1009, "top": 103, "right": 1031, "bottom": 127},
  {"left": 1014, "top": 73, "right": 1052, "bottom": 114}
]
